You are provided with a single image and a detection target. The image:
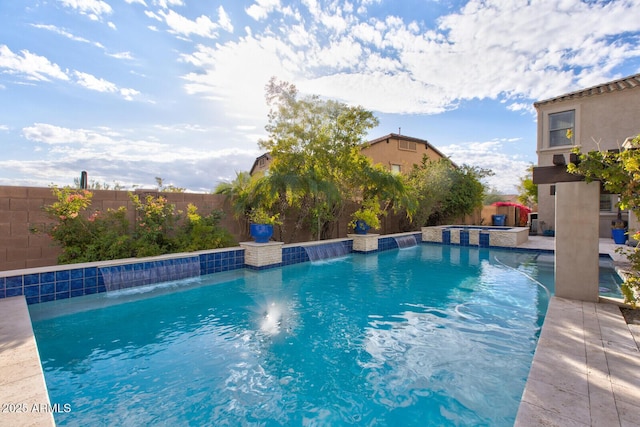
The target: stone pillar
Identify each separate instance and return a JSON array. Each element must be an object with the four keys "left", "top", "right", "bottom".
[
  {"left": 555, "top": 181, "right": 600, "bottom": 301},
  {"left": 349, "top": 234, "right": 379, "bottom": 252},
  {"left": 240, "top": 241, "right": 284, "bottom": 269}
]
